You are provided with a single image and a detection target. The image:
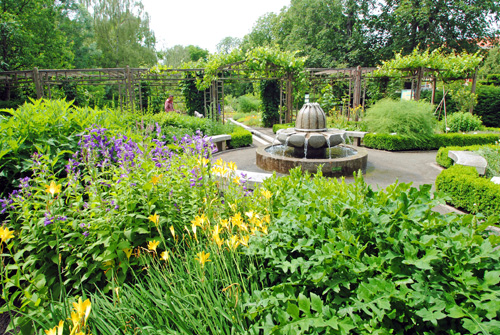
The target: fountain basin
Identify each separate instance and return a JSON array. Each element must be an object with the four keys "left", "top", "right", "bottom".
[{"left": 256, "top": 144, "right": 368, "bottom": 177}]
